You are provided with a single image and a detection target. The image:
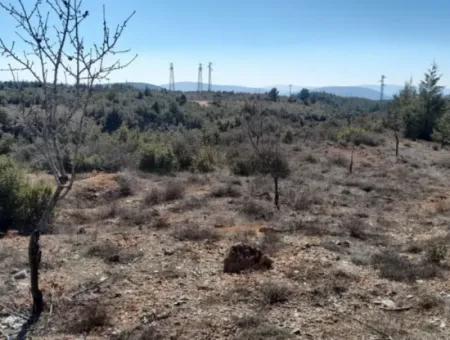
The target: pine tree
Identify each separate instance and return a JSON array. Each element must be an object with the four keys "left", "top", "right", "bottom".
[
  {"left": 418, "top": 63, "right": 446, "bottom": 140},
  {"left": 433, "top": 110, "right": 450, "bottom": 146}
]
